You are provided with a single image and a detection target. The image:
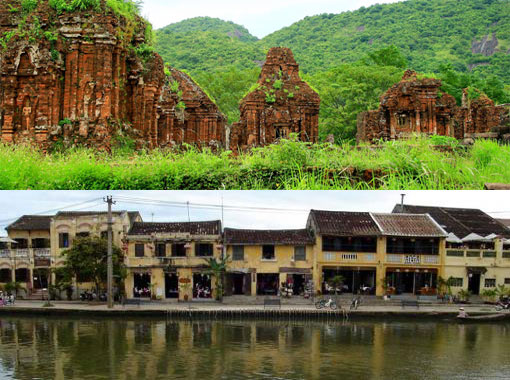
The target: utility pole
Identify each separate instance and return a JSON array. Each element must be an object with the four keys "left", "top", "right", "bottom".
[
  {"left": 400, "top": 193, "right": 406, "bottom": 212},
  {"left": 104, "top": 196, "right": 116, "bottom": 309}
]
